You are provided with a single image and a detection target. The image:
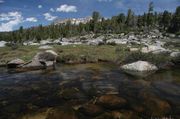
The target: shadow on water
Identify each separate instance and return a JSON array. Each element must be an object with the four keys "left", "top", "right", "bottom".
[{"left": 0, "top": 63, "right": 179, "bottom": 119}]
